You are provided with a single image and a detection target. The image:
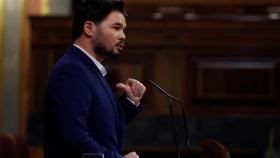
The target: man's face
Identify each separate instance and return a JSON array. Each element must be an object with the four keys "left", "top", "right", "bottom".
[{"left": 93, "top": 11, "right": 127, "bottom": 58}]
